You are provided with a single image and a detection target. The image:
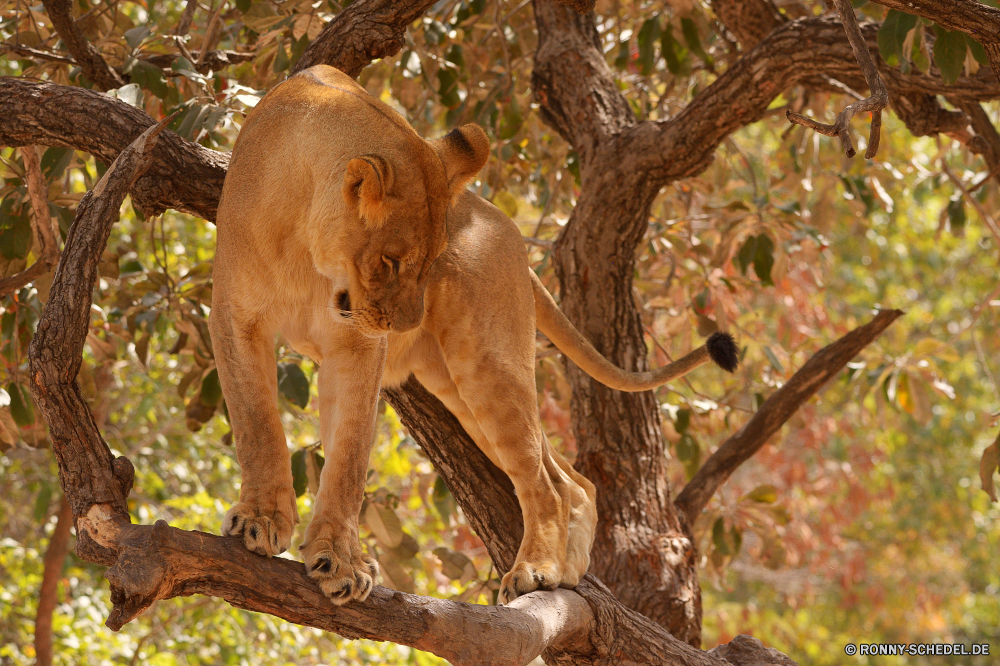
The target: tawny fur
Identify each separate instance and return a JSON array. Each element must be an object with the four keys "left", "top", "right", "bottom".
[{"left": 212, "top": 65, "right": 727, "bottom": 606}]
